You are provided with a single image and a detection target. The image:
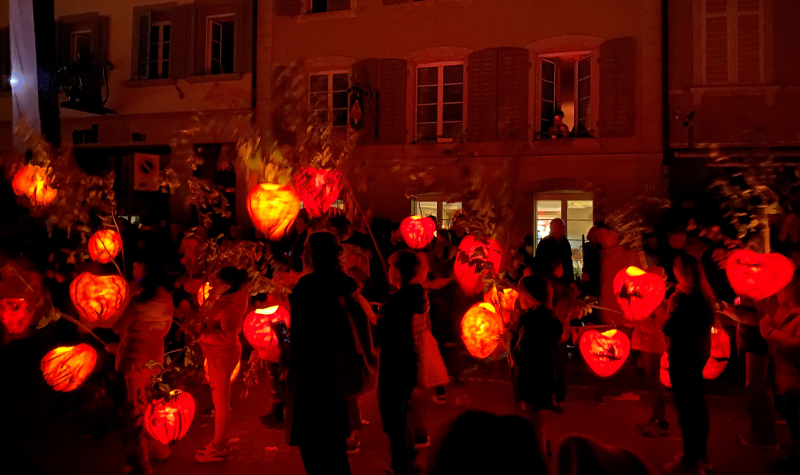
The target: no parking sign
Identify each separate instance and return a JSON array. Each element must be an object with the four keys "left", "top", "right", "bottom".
[{"left": 133, "top": 153, "right": 160, "bottom": 191}]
